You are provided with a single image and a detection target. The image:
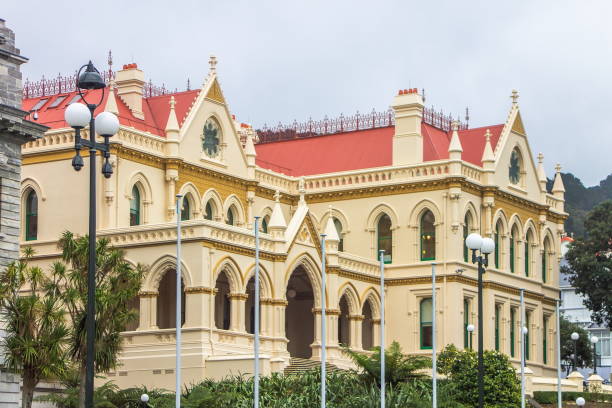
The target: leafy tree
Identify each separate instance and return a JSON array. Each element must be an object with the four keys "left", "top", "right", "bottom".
[
  {"left": 563, "top": 200, "right": 612, "bottom": 327},
  {"left": 559, "top": 316, "right": 593, "bottom": 375},
  {"left": 0, "top": 247, "right": 69, "bottom": 408},
  {"left": 343, "top": 341, "right": 431, "bottom": 387},
  {"left": 48, "top": 231, "right": 145, "bottom": 408},
  {"left": 437, "top": 344, "right": 520, "bottom": 408}
]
